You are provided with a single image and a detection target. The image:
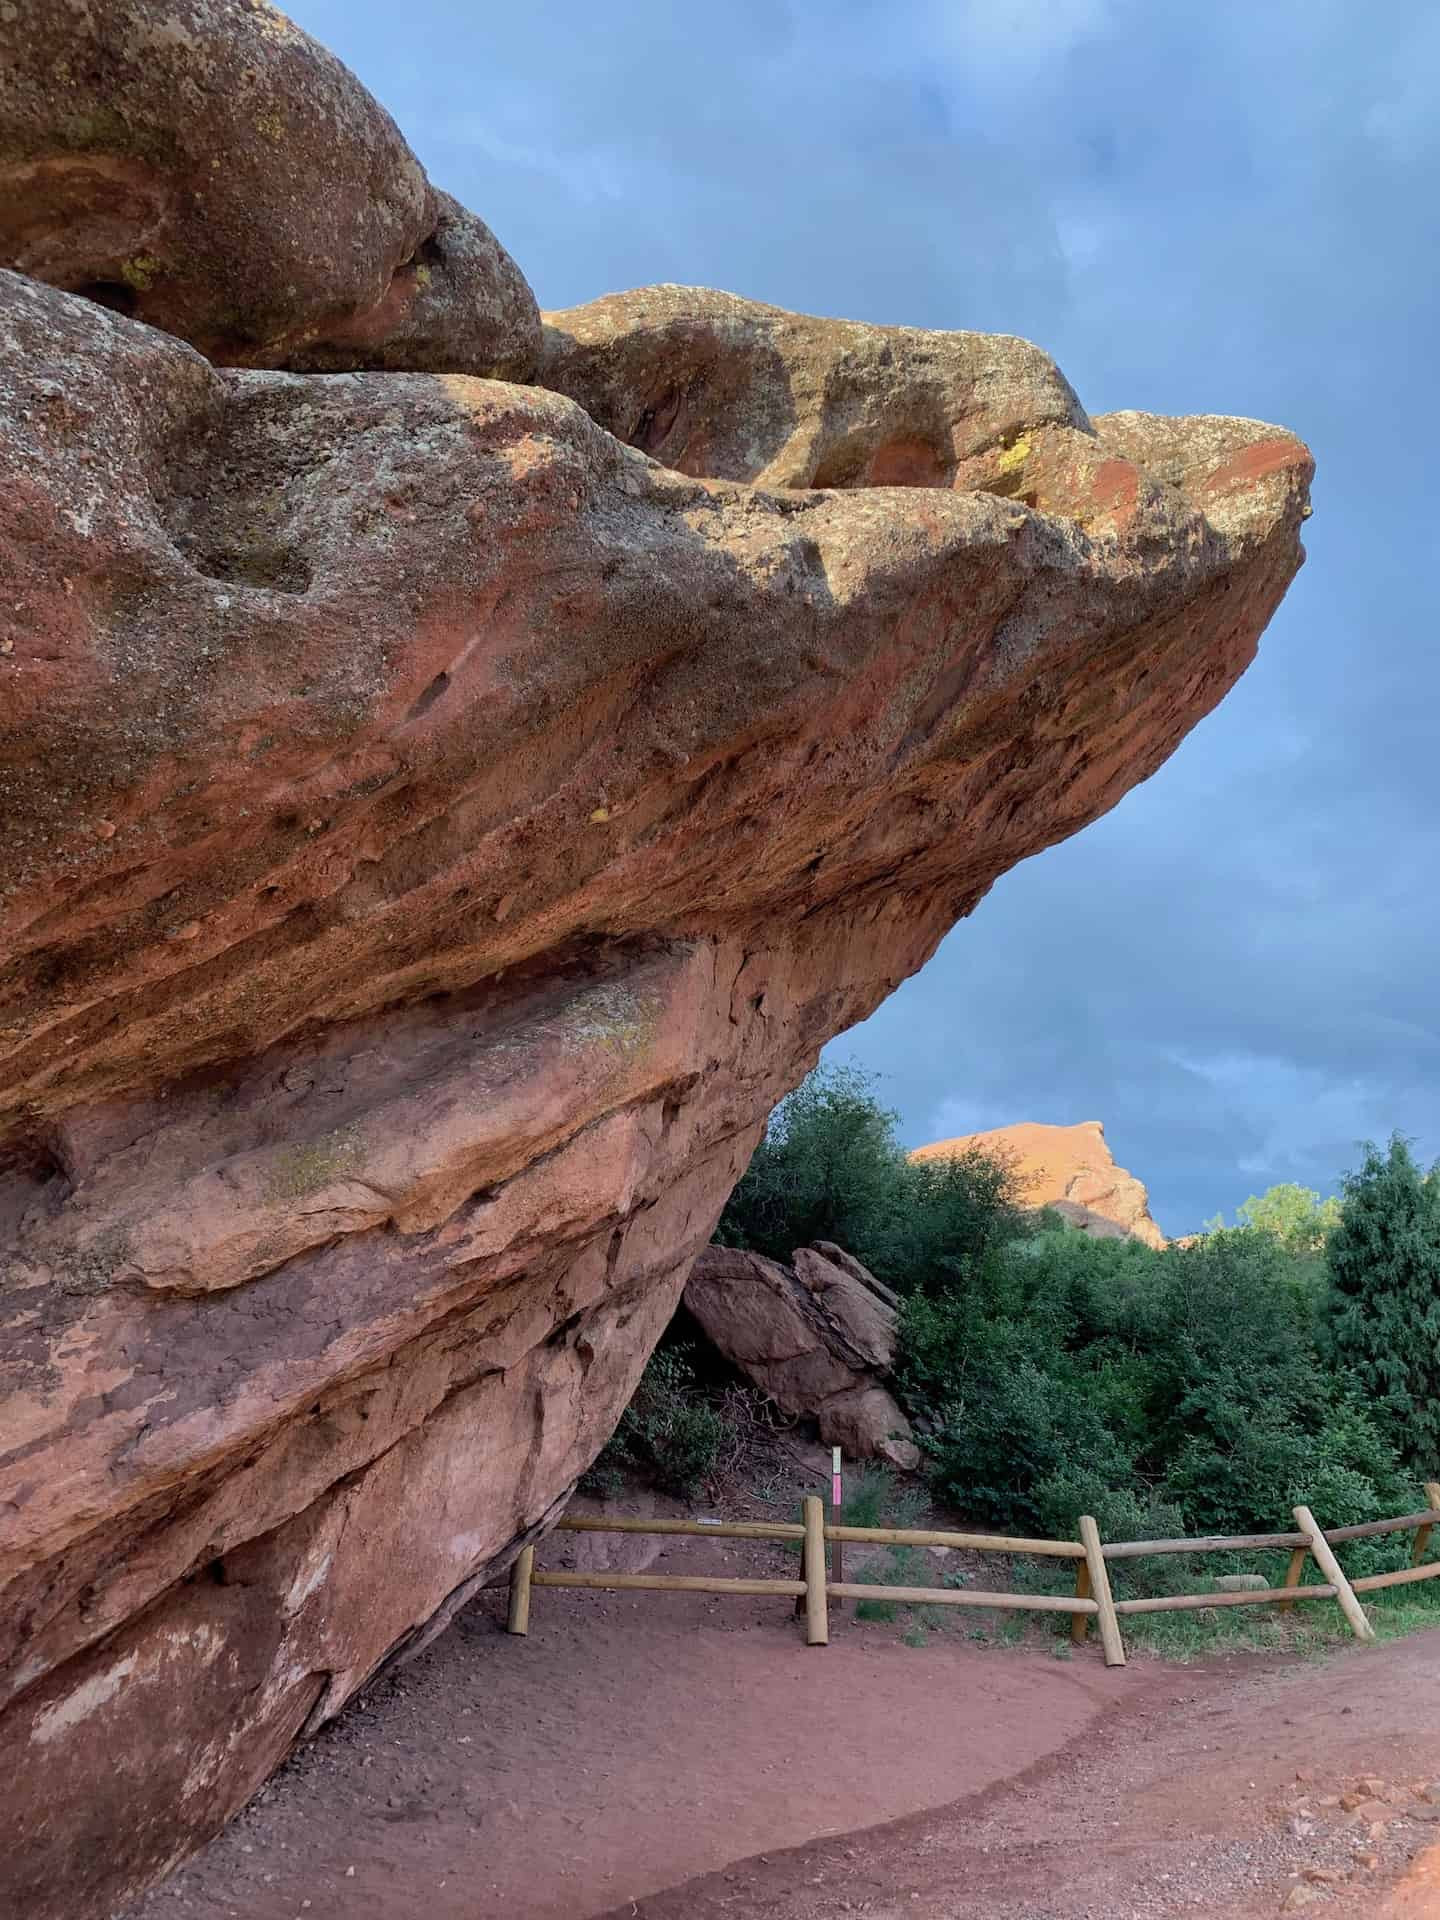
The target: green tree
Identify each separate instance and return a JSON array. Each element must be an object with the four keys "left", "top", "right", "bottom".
[
  {"left": 716, "top": 1063, "right": 1027, "bottom": 1290},
  {"left": 1236, "top": 1182, "right": 1341, "bottom": 1253},
  {"left": 1327, "top": 1135, "right": 1440, "bottom": 1470},
  {"left": 882, "top": 1145, "right": 1028, "bottom": 1298},
  {"left": 715, "top": 1063, "right": 906, "bottom": 1265}
]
